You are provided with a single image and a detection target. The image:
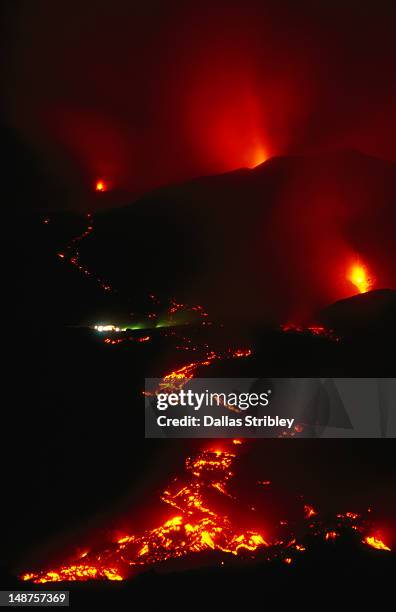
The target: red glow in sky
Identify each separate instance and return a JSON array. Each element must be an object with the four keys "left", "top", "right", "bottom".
[
  {"left": 184, "top": 65, "right": 273, "bottom": 174},
  {"left": 4, "top": 1, "right": 396, "bottom": 203}
]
